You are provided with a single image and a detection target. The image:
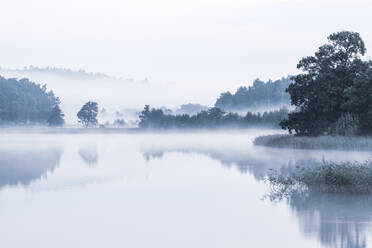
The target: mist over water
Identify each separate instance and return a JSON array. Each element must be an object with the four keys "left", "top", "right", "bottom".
[
  {"left": 1, "top": 1, "right": 372, "bottom": 247},
  {"left": 1, "top": 130, "right": 372, "bottom": 248}
]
